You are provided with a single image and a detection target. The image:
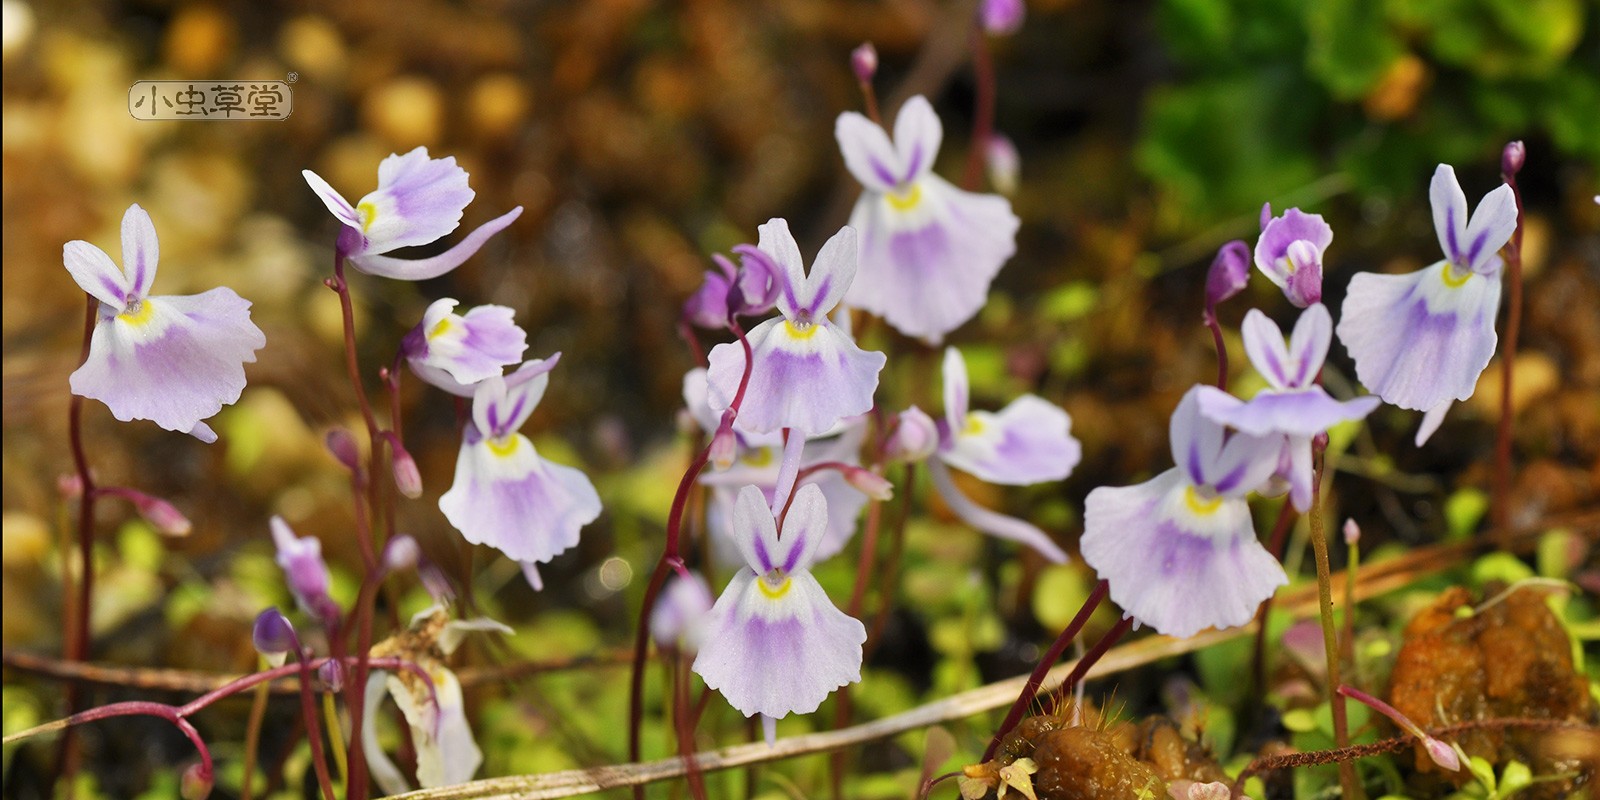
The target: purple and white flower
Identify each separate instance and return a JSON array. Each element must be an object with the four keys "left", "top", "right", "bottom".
[
  {"left": 65, "top": 204, "right": 266, "bottom": 442},
  {"left": 705, "top": 220, "right": 887, "bottom": 436},
  {"left": 269, "top": 516, "right": 340, "bottom": 626},
  {"left": 303, "top": 147, "right": 523, "bottom": 280},
  {"left": 925, "top": 347, "right": 1079, "bottom": 563},
  {"left": 402, "top": 298, "right": 528, "bottom": 396},
  {"left": 1198, "top": 304, "right": 1379, "bottom": 510},
  {"left": 438, "top": 357, "right": 602, "bottom": 564},
  {"left": 1081, "top": 387, "right": 1286, "bottom": 639},
  {"left": 693, "top": 484, "right": 866, "bottom": 720},
  {"left": 835, "top": 96, "right": 1019, "bottom": 342},
  {"left": 1337, "top": 164, "right": 1517, "bottom": 442},
  {"left": 650, "top": 571, "right": 715, "bottom": 653},
  {"left": 1254, "top": 205, "right": 1332, "bottom": 308}
]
